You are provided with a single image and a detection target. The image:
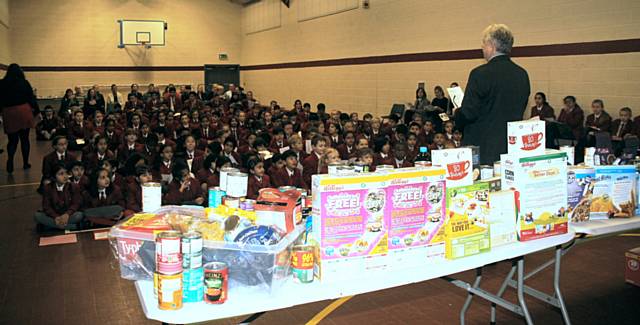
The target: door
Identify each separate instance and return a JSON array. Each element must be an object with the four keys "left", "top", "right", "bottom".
[{"left": 204, "top": 64, "right": 240, "bottom": 90}]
